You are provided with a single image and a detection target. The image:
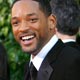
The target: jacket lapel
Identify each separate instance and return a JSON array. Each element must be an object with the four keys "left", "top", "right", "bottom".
[
  {"left": 24, "top": 62, "right": 30, "bottom": 80},
  {"left": 37, "top": 39, "right": 65, "bottom": 80},
  {"left": 37, "top": 59, "right": 53, "bottom": 80}
]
